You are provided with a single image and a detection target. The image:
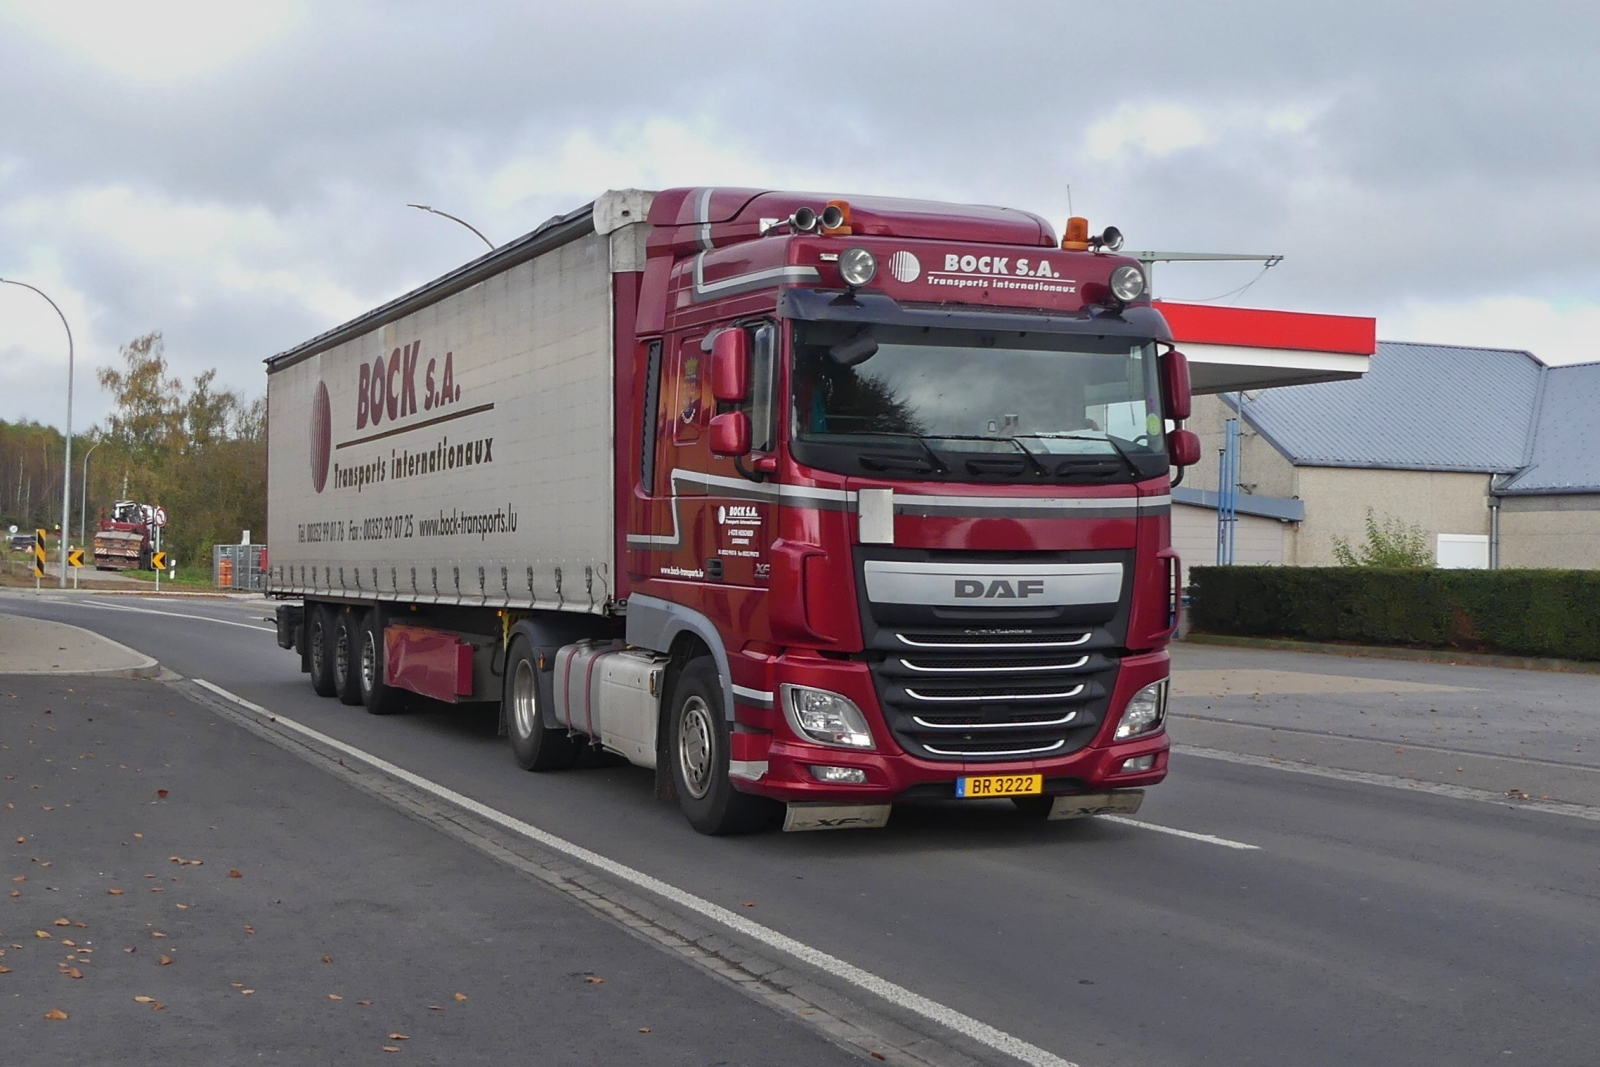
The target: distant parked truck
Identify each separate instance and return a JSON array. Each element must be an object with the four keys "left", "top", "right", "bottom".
[
  {"left": 93, "top": 500, "right": 155, "bottom": 570},
  {"left": 266, "top": 187, "right": 1204, "bottom": 835}
]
